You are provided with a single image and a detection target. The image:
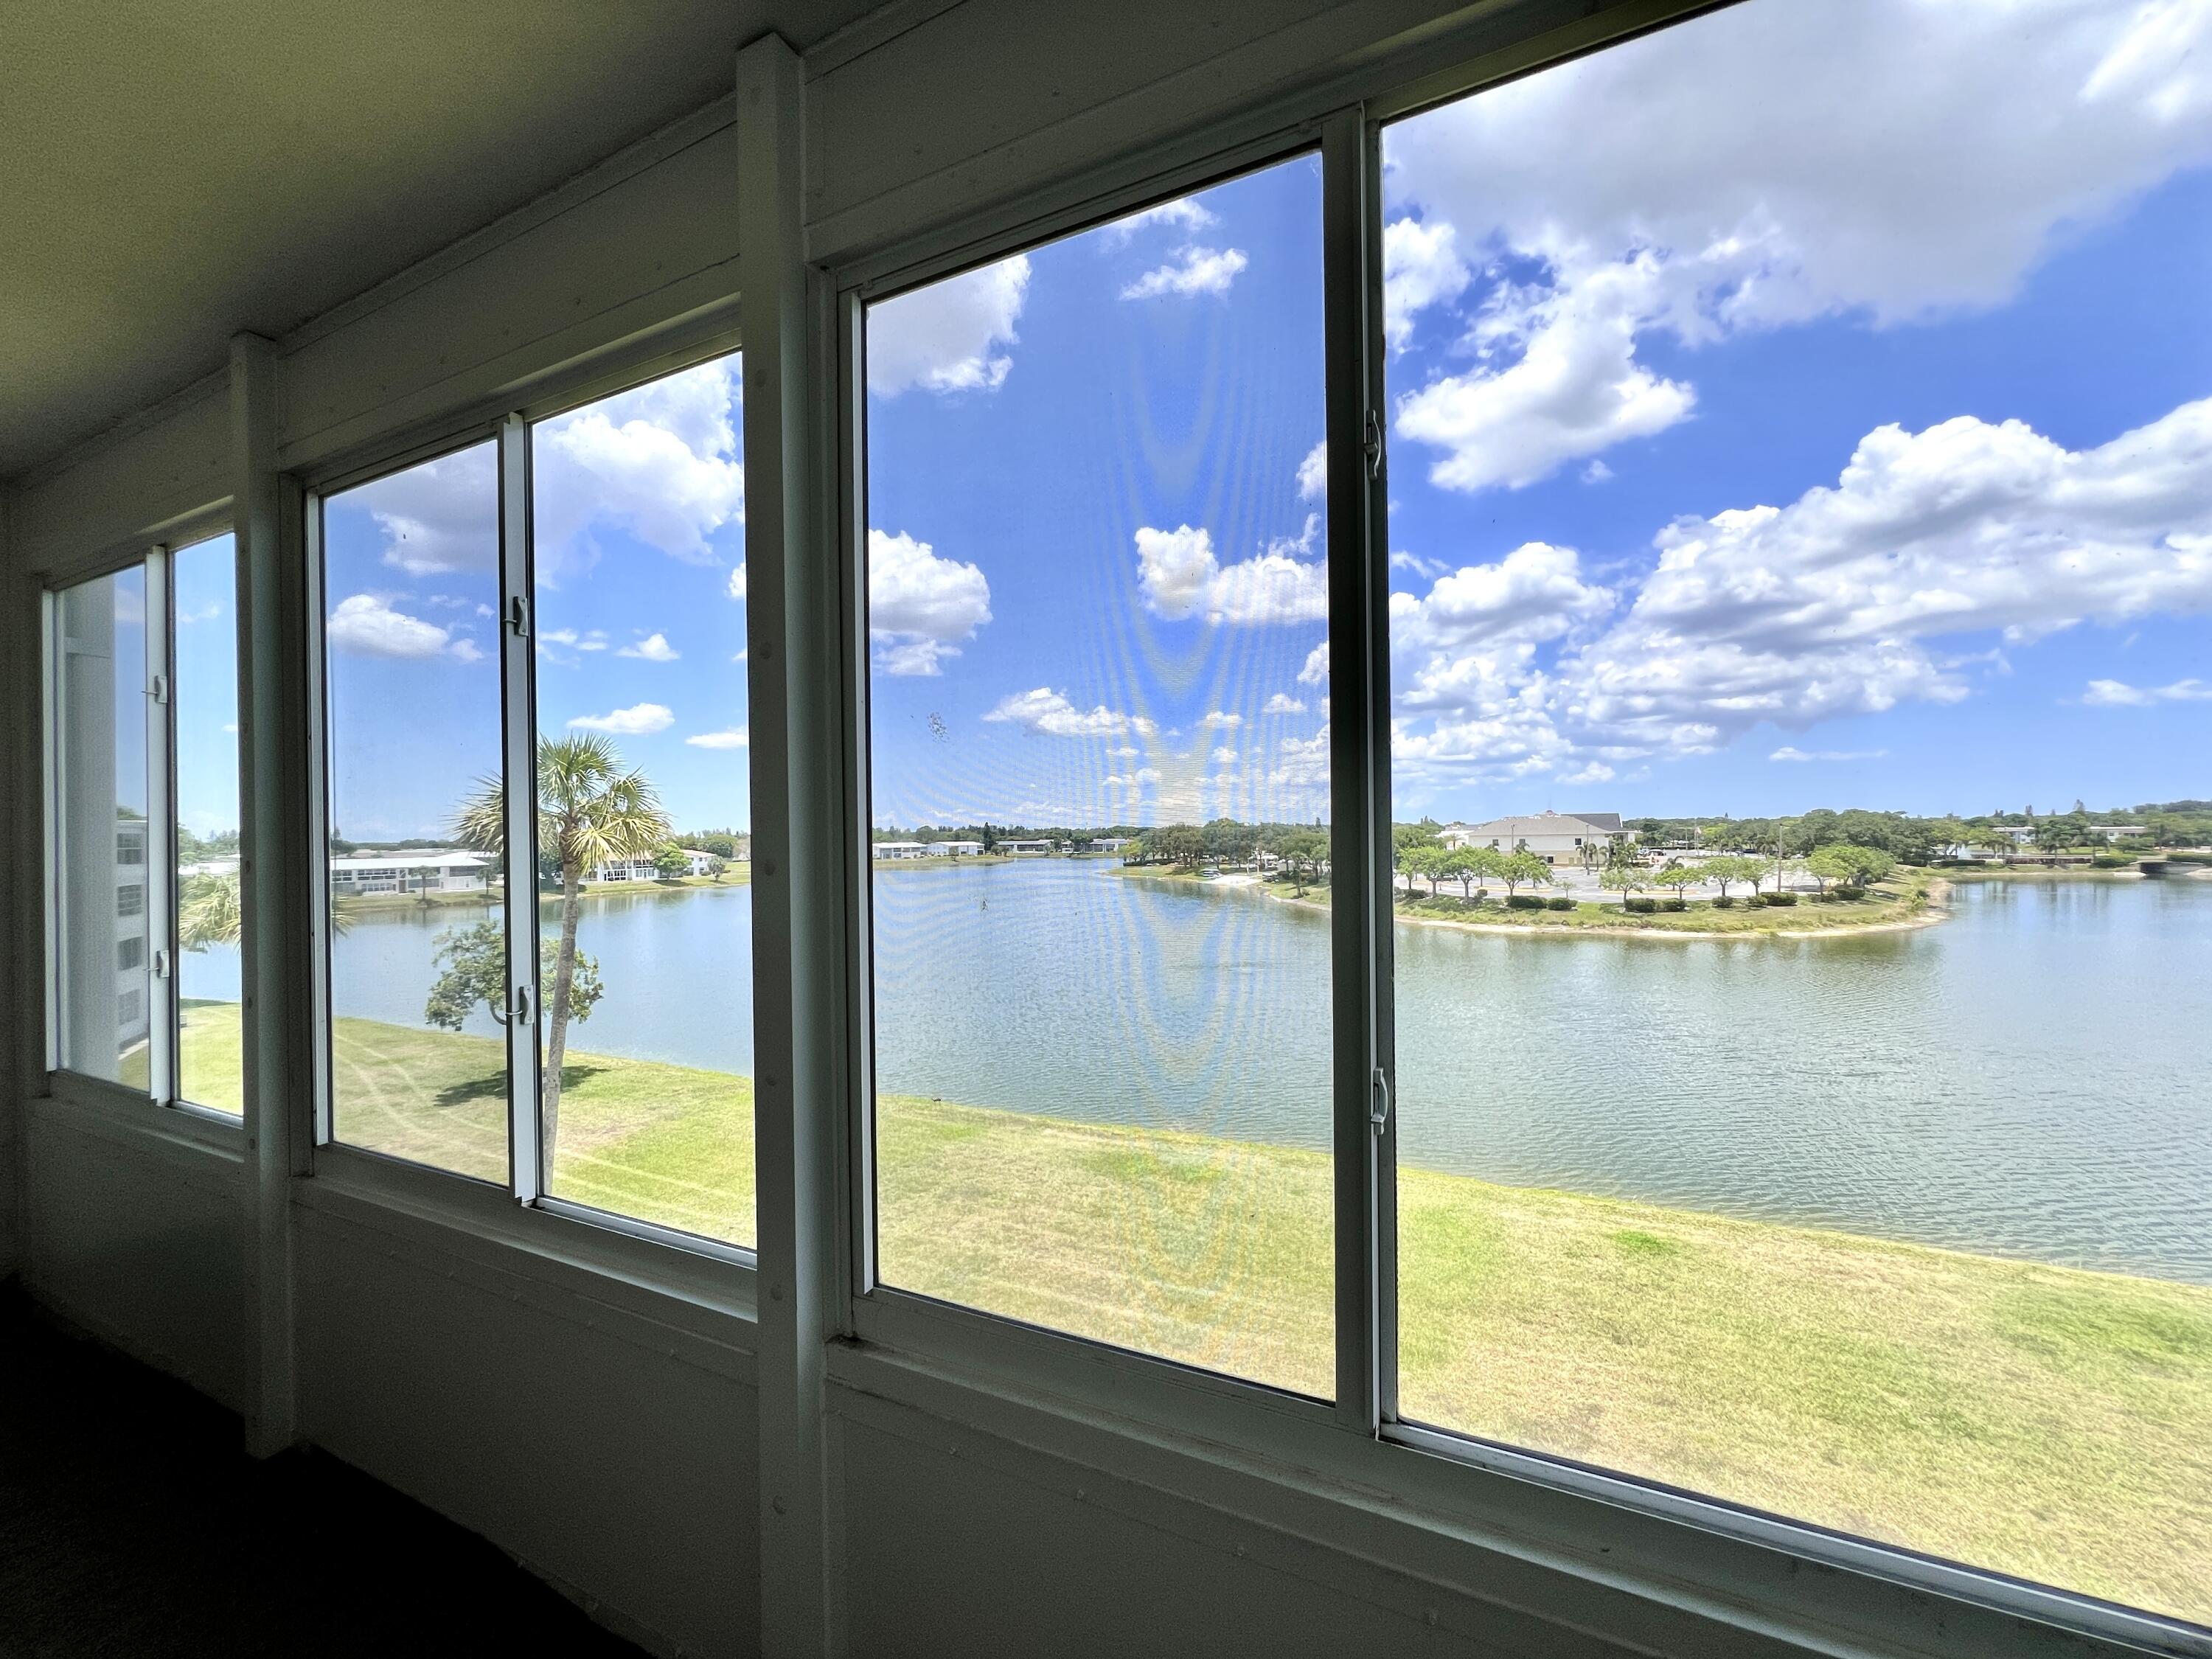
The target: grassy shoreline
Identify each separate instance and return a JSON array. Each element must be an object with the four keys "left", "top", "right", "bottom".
[
  {"left": 331, "top": 868, "right": 752, "bottom": 918},
  {"left": 171, "top": 1004, "right": 2212, "bottom": 1621}
]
